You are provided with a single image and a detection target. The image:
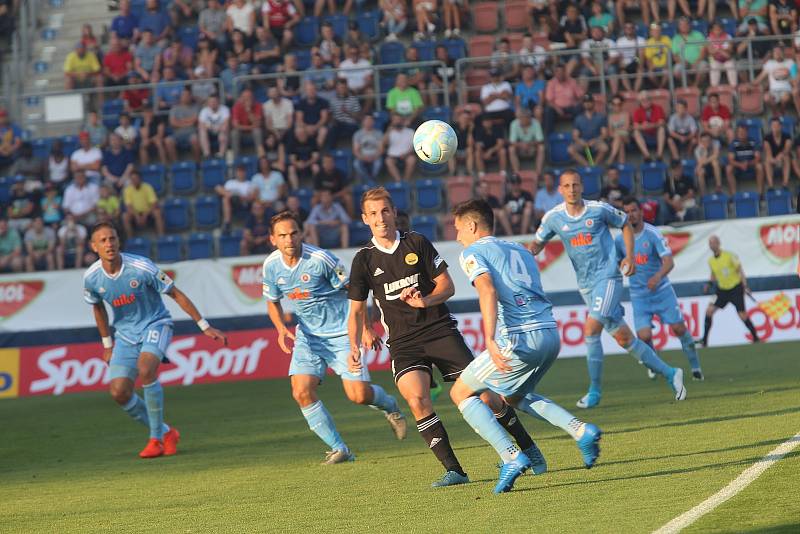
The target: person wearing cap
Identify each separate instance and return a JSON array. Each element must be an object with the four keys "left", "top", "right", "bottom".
[
  {"left": 70, "top": 132, "right": 103, "bottom": 182},
  {"left": 568, "top": 94, "right": 609, "bottom": 166},
  {"left": 63, "top": 41, "right": 102, "bottom": 91},
  {"left": 215, "top": 164, "right": 258, "bottom": 232},
  {"left": 644, "top": 23, "right": 671, "bottom": 89},
  {"left": 752, "top": 43, "right": 796, "bottom": 116},
  {"left": 543, "top": 63, "right": 584, "bottom": 133},
  {"left": 508, "top": 108, "right": 544, "bottom": 176},
  {"left": 667, "top": 99, "right": 698, "bottom": 160},
  {"left": 502, "top": 174, "right": 534, "bottom": 236},
  {"left": 632, "top": 91, "right": 666, "bottom": 162},
  {"left": 671, "top": 17, "right": 707, "bottom": 87},
  {"left": 579, "top": 26, "right": 620, "bottom": 94},
  {"left": 480, "top": 68, "right": 515, "bottom": 128},
  {"left": 103, "top": 34, "right": 134, "bottom": 88}
]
